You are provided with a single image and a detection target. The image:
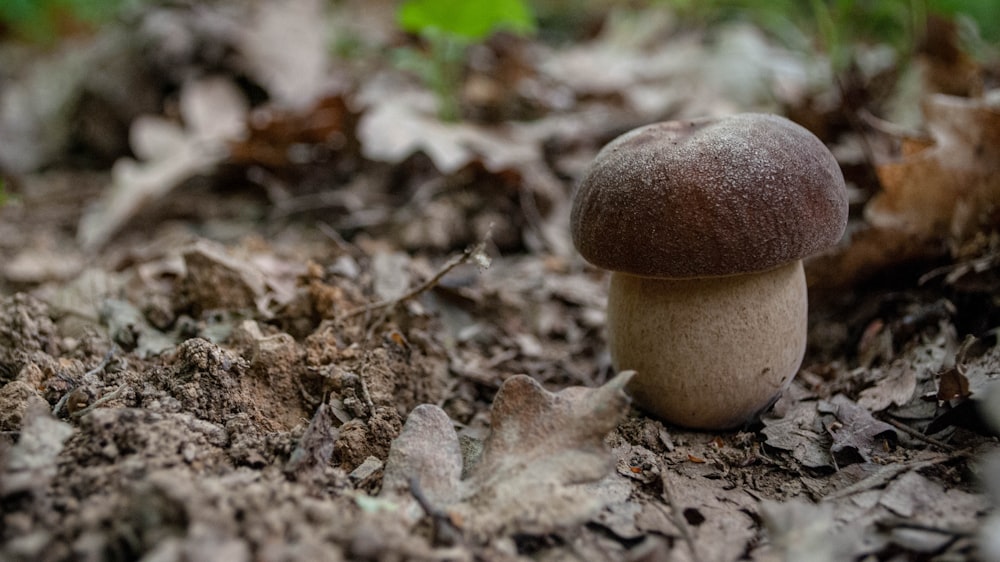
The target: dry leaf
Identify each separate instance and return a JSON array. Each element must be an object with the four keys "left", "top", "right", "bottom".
[
  {"left": 284, "top": 403, "right": 341, "bottom": 479},
  {"left": 937, "top": 366, "right": 971, "bottom": 401},
  {"left": 181, "top": 241, "right": 268, "bottom": 314},
  {"left": 77, "top": 77, "right": 248, "bottom": 250},
  {"left": 235, "top": 0, "right": 331, "bottom": 109},
  {"left": 761, "top": 394, "right": 833, "bottom": 469},
  {"left": 857, "top": 363, "right": 917, "bottom": 412},
  {"left": 380, "top": 371, "right": 634, "bottom": 539},
  {"left": 356, "top": 82, "right": 537, "bottom": 175},
  {"left": 228, "top": 95, "right": 352, "bottom": 168},
  {"left": 542, "top": 17, "right": 817, "bottom": 118},
  {"left": 658, "top": 469, "right": 758, "bottom": 562},
  {"left": 868, "top": 92, "right": 1000, "bottom": 240},
  {"left": 814, "top": 91, "right": 1000, "bottom": 287},
  {"left": 927, "top": 338, "right": 1000, "bottom": 434},
  {"left": 878, "top": 471, "right": 986, "bottom": 553},
  {"left": 825, "top": 394, "right": 897, "bottom": 466}
]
